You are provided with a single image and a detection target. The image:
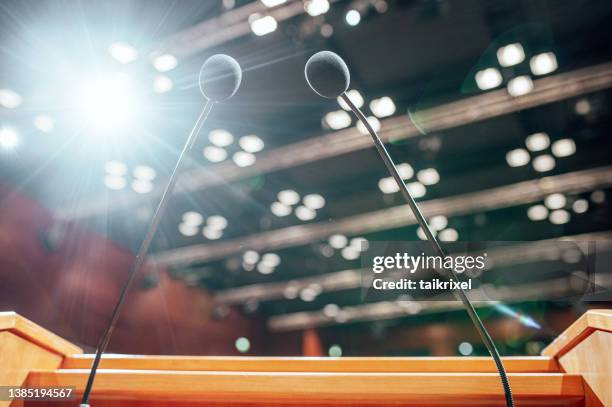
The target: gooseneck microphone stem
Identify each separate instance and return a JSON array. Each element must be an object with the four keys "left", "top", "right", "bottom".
[
  {"left": 340, "top": 93, "right": 514, "bottom": 407},
  {"left": 80, "top": 100, "right": 214, "bottom": 407}
]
